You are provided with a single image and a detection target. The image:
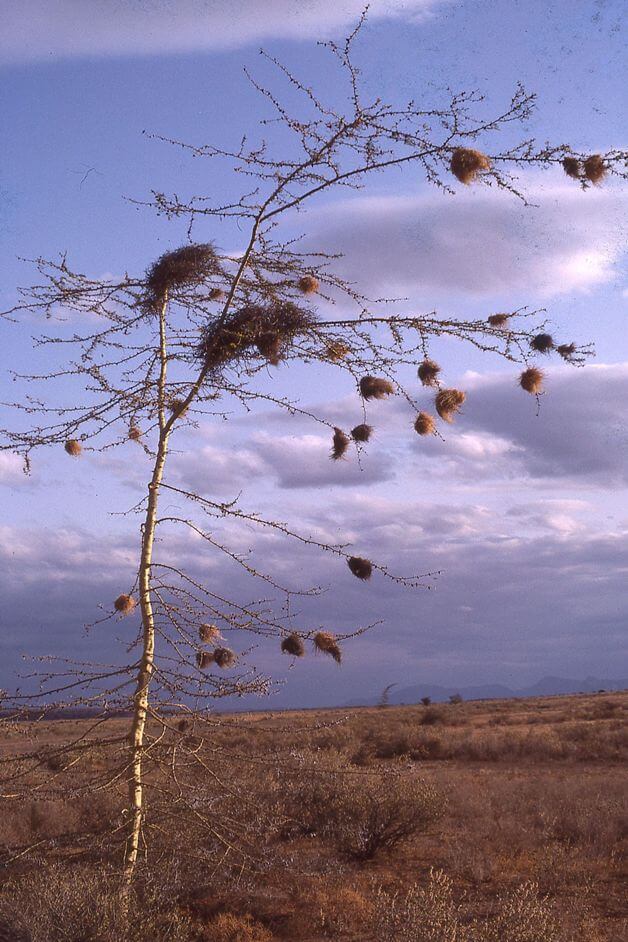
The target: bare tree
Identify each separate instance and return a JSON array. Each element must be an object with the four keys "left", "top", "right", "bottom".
[{"left": 1, "top": 15, "right": 625, "bottom": 897}]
